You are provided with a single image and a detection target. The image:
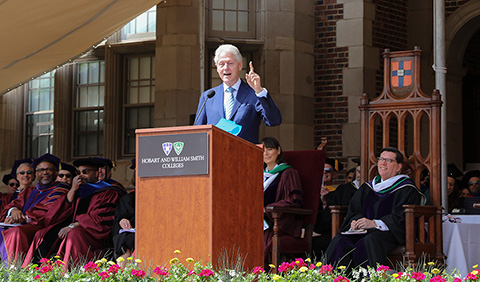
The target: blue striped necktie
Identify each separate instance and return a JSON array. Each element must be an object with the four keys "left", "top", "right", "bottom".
[{"left": 225, "top": 87, "right": 235, "bottom": 120}]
